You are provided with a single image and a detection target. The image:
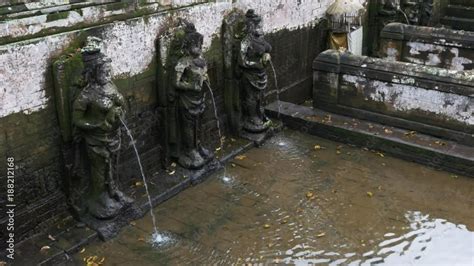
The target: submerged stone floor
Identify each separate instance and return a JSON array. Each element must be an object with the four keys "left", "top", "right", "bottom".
[{"left": 72, "top": 129, "right": 473, "bottom": 265}]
